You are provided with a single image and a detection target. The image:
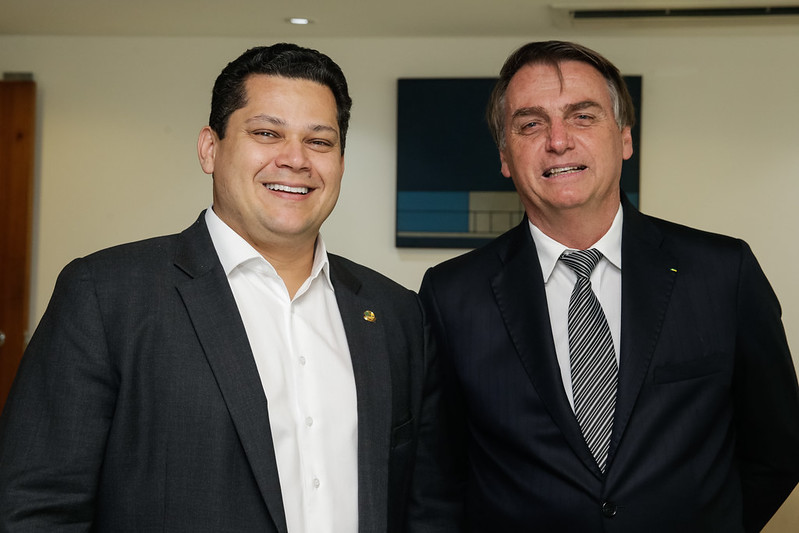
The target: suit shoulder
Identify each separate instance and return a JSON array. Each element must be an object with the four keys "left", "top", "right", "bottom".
[
  {"left": 53, "top": 233, "right": 187, "bottom": 298},
  {"left": 425, "top": 224, "right": 520, "bottom": 284},
  {"left": 631, "top": 211, "right": 765, "bottom": 284},
  {"left": 642, "top": 212, "right": 747, "bottom": 254},
  {"left": 328, "top": 254, "right": 415, "bottom": 298},
  {"left": 69, "top": 233, "right": 181, "bottom": 273}
]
